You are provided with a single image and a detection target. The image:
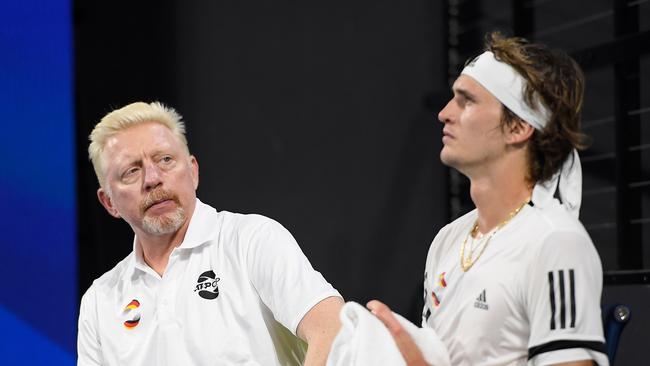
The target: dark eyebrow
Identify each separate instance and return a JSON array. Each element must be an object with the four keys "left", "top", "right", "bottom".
[{"left": 453, "top": 87, "right": 476, "bottom": 101}]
